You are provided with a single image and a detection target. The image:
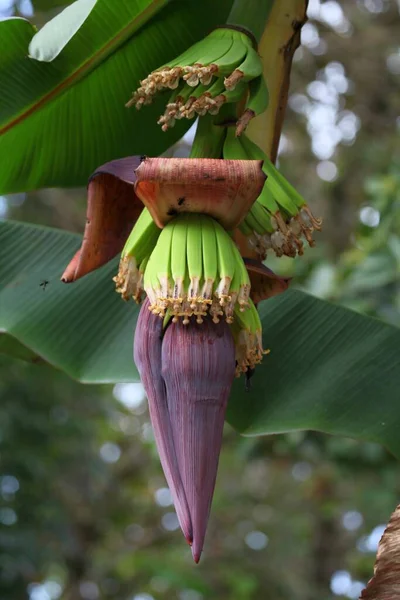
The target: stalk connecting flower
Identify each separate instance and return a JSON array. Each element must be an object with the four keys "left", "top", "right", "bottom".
[{"left": 126, "top": 27, "right": 268, "bottom": 134}]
